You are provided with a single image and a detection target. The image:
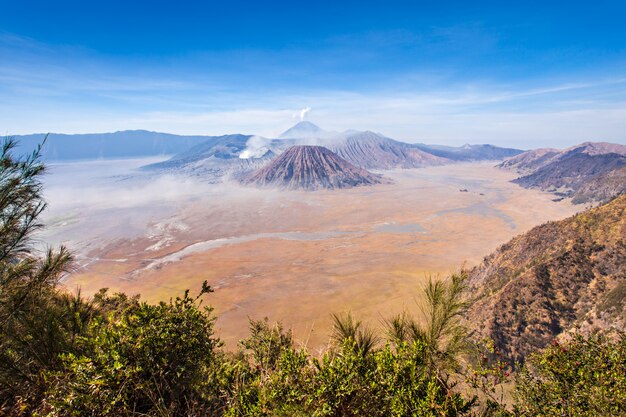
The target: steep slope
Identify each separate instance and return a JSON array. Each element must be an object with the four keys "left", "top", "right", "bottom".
[
  {"left": 326, "top": 131, "right": 449, "bottom": 169},
  {"left": 415, "top": 143, "right": 524, "bottom": 161},
  {"left": 568, "top": 141, "right": 626, "bottom": 156},
  {"left": 241, "top": 145, "right": 386, "bottom": 190},
  {"left": 571, "top": 166, "right": 626, "bottom": 204},
  {"left": 502, "top": 142, "right": 626, "bottom": 203},
  {"left": 501, "top": 142, "right": 626, "bottom": 174},
  {"left": 512, "top": 152, "right": 626, "bottom": 192},
  {"left": 467, "top": 195, "right": 626, "bottom": 364}
]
